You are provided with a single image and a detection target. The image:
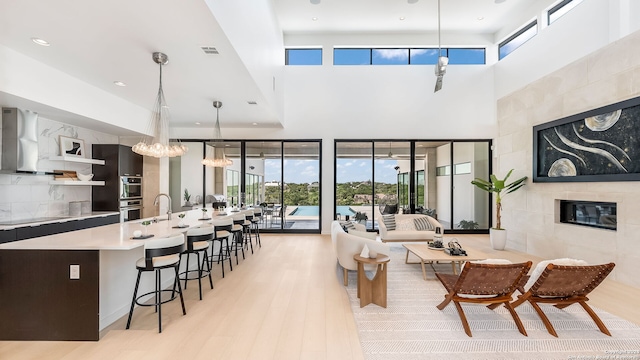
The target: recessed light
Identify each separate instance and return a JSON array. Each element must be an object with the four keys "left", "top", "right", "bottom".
[
  {"left": 195, "top": 122, "right": 201, "bottom": 125},
  {"left": 31, "top": 37, "right": 50, "bottom": 46},
  {"left": 399, "top": 17, "right": 406, "bottom": 21},
  {"left": 113, "top": 81, "right": 127, "bottom": 87},
  {"left": 477, "top": 16, "right": 485, "bottom": 21},
  {"left": 312, "top": 17, "right": 318, "bottom": 21},
  {"left": 252, "top": 122, "right": 258, "bottom": 126}
]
